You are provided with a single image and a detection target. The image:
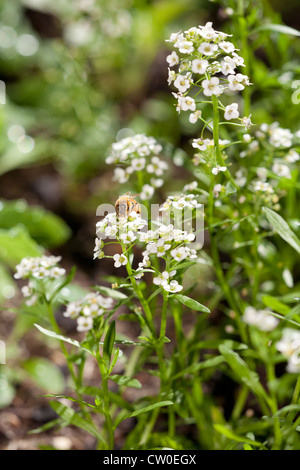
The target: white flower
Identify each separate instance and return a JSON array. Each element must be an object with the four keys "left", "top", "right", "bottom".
[
  {"left": 224, "top": 103, "right": 239, "bottom": 120},
  {"left": 146, "top": 156, "right": 168, "bottom": 176},
  {"left": 213, "top": 184, "right": 223, "bottom": 197},
  {"left": 130, "top": 157, "right": 146, "bottom": 171},
  {"left": 242, "top": 306, "right": 279, "bottom": 331},
  {"left": 276, "top": 328, "right": 300, "bottom": 373},
  {"left": 173, "top": 93, "right": 196, "bottom": 112},
  {"left": 241, "top": 115, "right": 253, "bottom": 130},
  {"left": 243, "top": 133, "right": 252, "bottom": 143},
  {"left": 232, "top": 52, "right": 245, "bottom": 67},
  {"left": 218, "top": 41, "right": 236, "bottom": 53},
  {"left": 189, "top": 110, "right": 202, "bottom": 123},
  {"left": 192, "top": 138, "right": 211, "bottom": 151},
  {"left": 94, "top": 238, "right": 104, "bottom": 259},
  {"left": 166, "top": 51, "right": 179, "bottom": 66},
  {"left": 276, "top": 328, "right": 300, "bottom": 356},
  {"left": 77, "top": 316, "right": 93, "bottom": 332},
  {"left": 285, "top": 149, "right": 300, "bottom": 163},
  {"left": 174, "top": 74, "right": 193, "bottom": 93},
  {"left": 83, "top": 303, "right": 104, "bottom": 318},
  {"left": 170, "top": 246, "right": 190, "bottom": 261},
  {"left": 272, "top": 162, "right": 291, "bottom": 179},
  {"left": 14, "top": 256, "right": 65, "bottom": 280},
  {"left": 221, "top": 58, "right": 236, "bottom": 76},
  {"left": 113, "top": 167, "right": 129, "bottom": 183},
  {"left": 202, "top": 77, "right": 221, "bottom": 96},
  {"left": 151, "top": 177, "right": 164, "bottom": 188},
  {"left": 199, "top": 22, "right": 218, "bottom": 41},
  {"left": 147, "top": 239, "right": 171, "bottom": 257},
  {"left": 198, "top": 42, "right": 218, "bottom": 56},
  {"left": 113, "top": 253, "right": 128, "bottom": 267},
  {"left": 269, "top": 126, "right": 293, "bottom": 148},
  {"left": 191, "top": 59, "right": 209, "bottom": 74},
  {"left": 212, "top": 165, "right": 226, "bottom": 175},
  {"left": 153, "top": 270, "right": 176, "bottom": 286},
  {"left": 176, "top": 39, "right": 194, "bottom": 54},
  {"left": 120, "top": 230, "right": 137, "bottom": 244},
  {"left": 167, "top": 68, "right": 176, "bottom": 85},
  {"left": 228, "top": 73, "right": 249, "bottom": 91},
  {"left": 163, "top": 280, "right": 183, "bottom": 293},
  {"left": 254, "top": 181, "right": 274, "bottom": 193},
  {"left": 183, "top": 181, "right": 198, "bottom": 191},
  {"left": 140, "top": 184, "right": 155, "bottom": 201}
]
